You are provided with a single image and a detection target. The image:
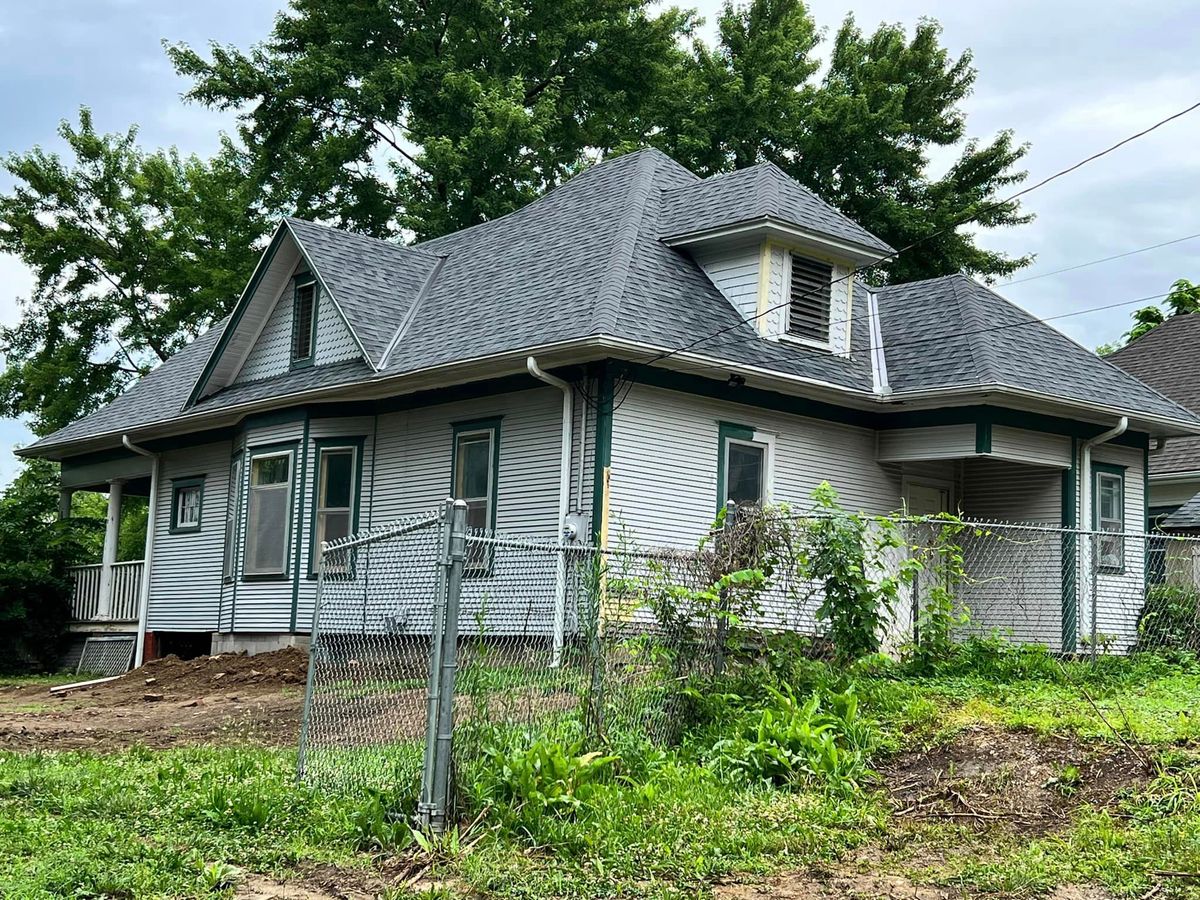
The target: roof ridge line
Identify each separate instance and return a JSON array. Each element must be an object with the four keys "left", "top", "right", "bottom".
[
  {"left": 589, "top": 150, "right": 659, "bottom": 335},
  {"left": 950, "top": 275, "right": 1002, "bottom": 384},
  {"left": 378, "top": 254, "right": 449, "bottom": 369},
  {"left": 285, "top": 216, "right": 441, "bottom": 260}
]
